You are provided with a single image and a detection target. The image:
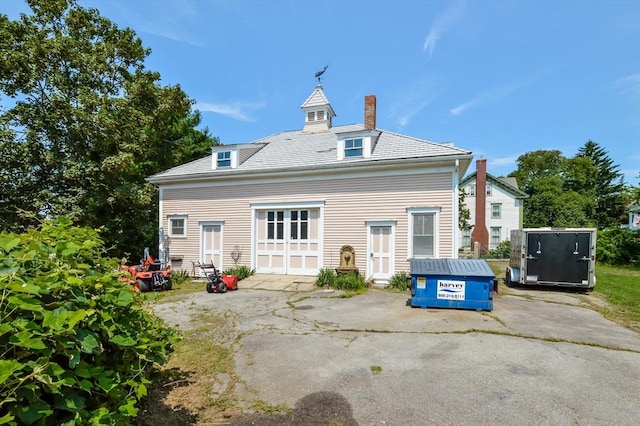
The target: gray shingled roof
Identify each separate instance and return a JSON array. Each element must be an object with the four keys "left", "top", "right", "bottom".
[
  {"left": 148, "top": 124, "right": 472, "bottom": 183},
  {"left": 460, "top": 172, "right": 528, "bottom": 198}
]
